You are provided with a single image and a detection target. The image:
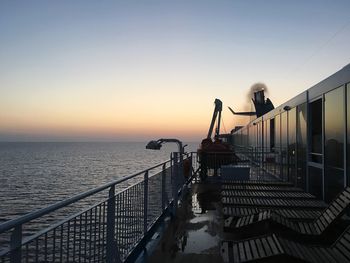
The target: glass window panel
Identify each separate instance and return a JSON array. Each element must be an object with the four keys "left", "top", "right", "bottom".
[
  {"left": 263, "top": 119, "right": 269, "bottom": 172},
  {"left": 288, "top": 107, "right": 297, "bottom": 184},
  {"left": 310, "top": 99, "right": 322, "bottom": 163},
  {"left": 281, "top": 112, "right": 288, "bottom": 147},
  {"left": 270, "top": 118, "right": 275, "bottom": 151},
  {"left": 281, "top": 112, "right": 288, "bottom": 181},
  {"left": 256, "top": 123, "right": 260, "bottom": 149},
  {"left": 266, "top": 120, "right": 270, "bottom": 152},
  {"left": 324, "top": 86, "right": 344, "bottom": 202},
  {"left": 258, "top": 122, "right": 262, "bottom": 149},
  {"left": 296, "top": 103, "right": 307, "bottom": 190},
  {"left": 275, "top": 115, "right": 281, "bottom": 178},
  {"left": 249, "top": 125, "right": 253, "bottom": 147},
  {"left": 275, "top": 115, "right": 281, "bottom": 151}
]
